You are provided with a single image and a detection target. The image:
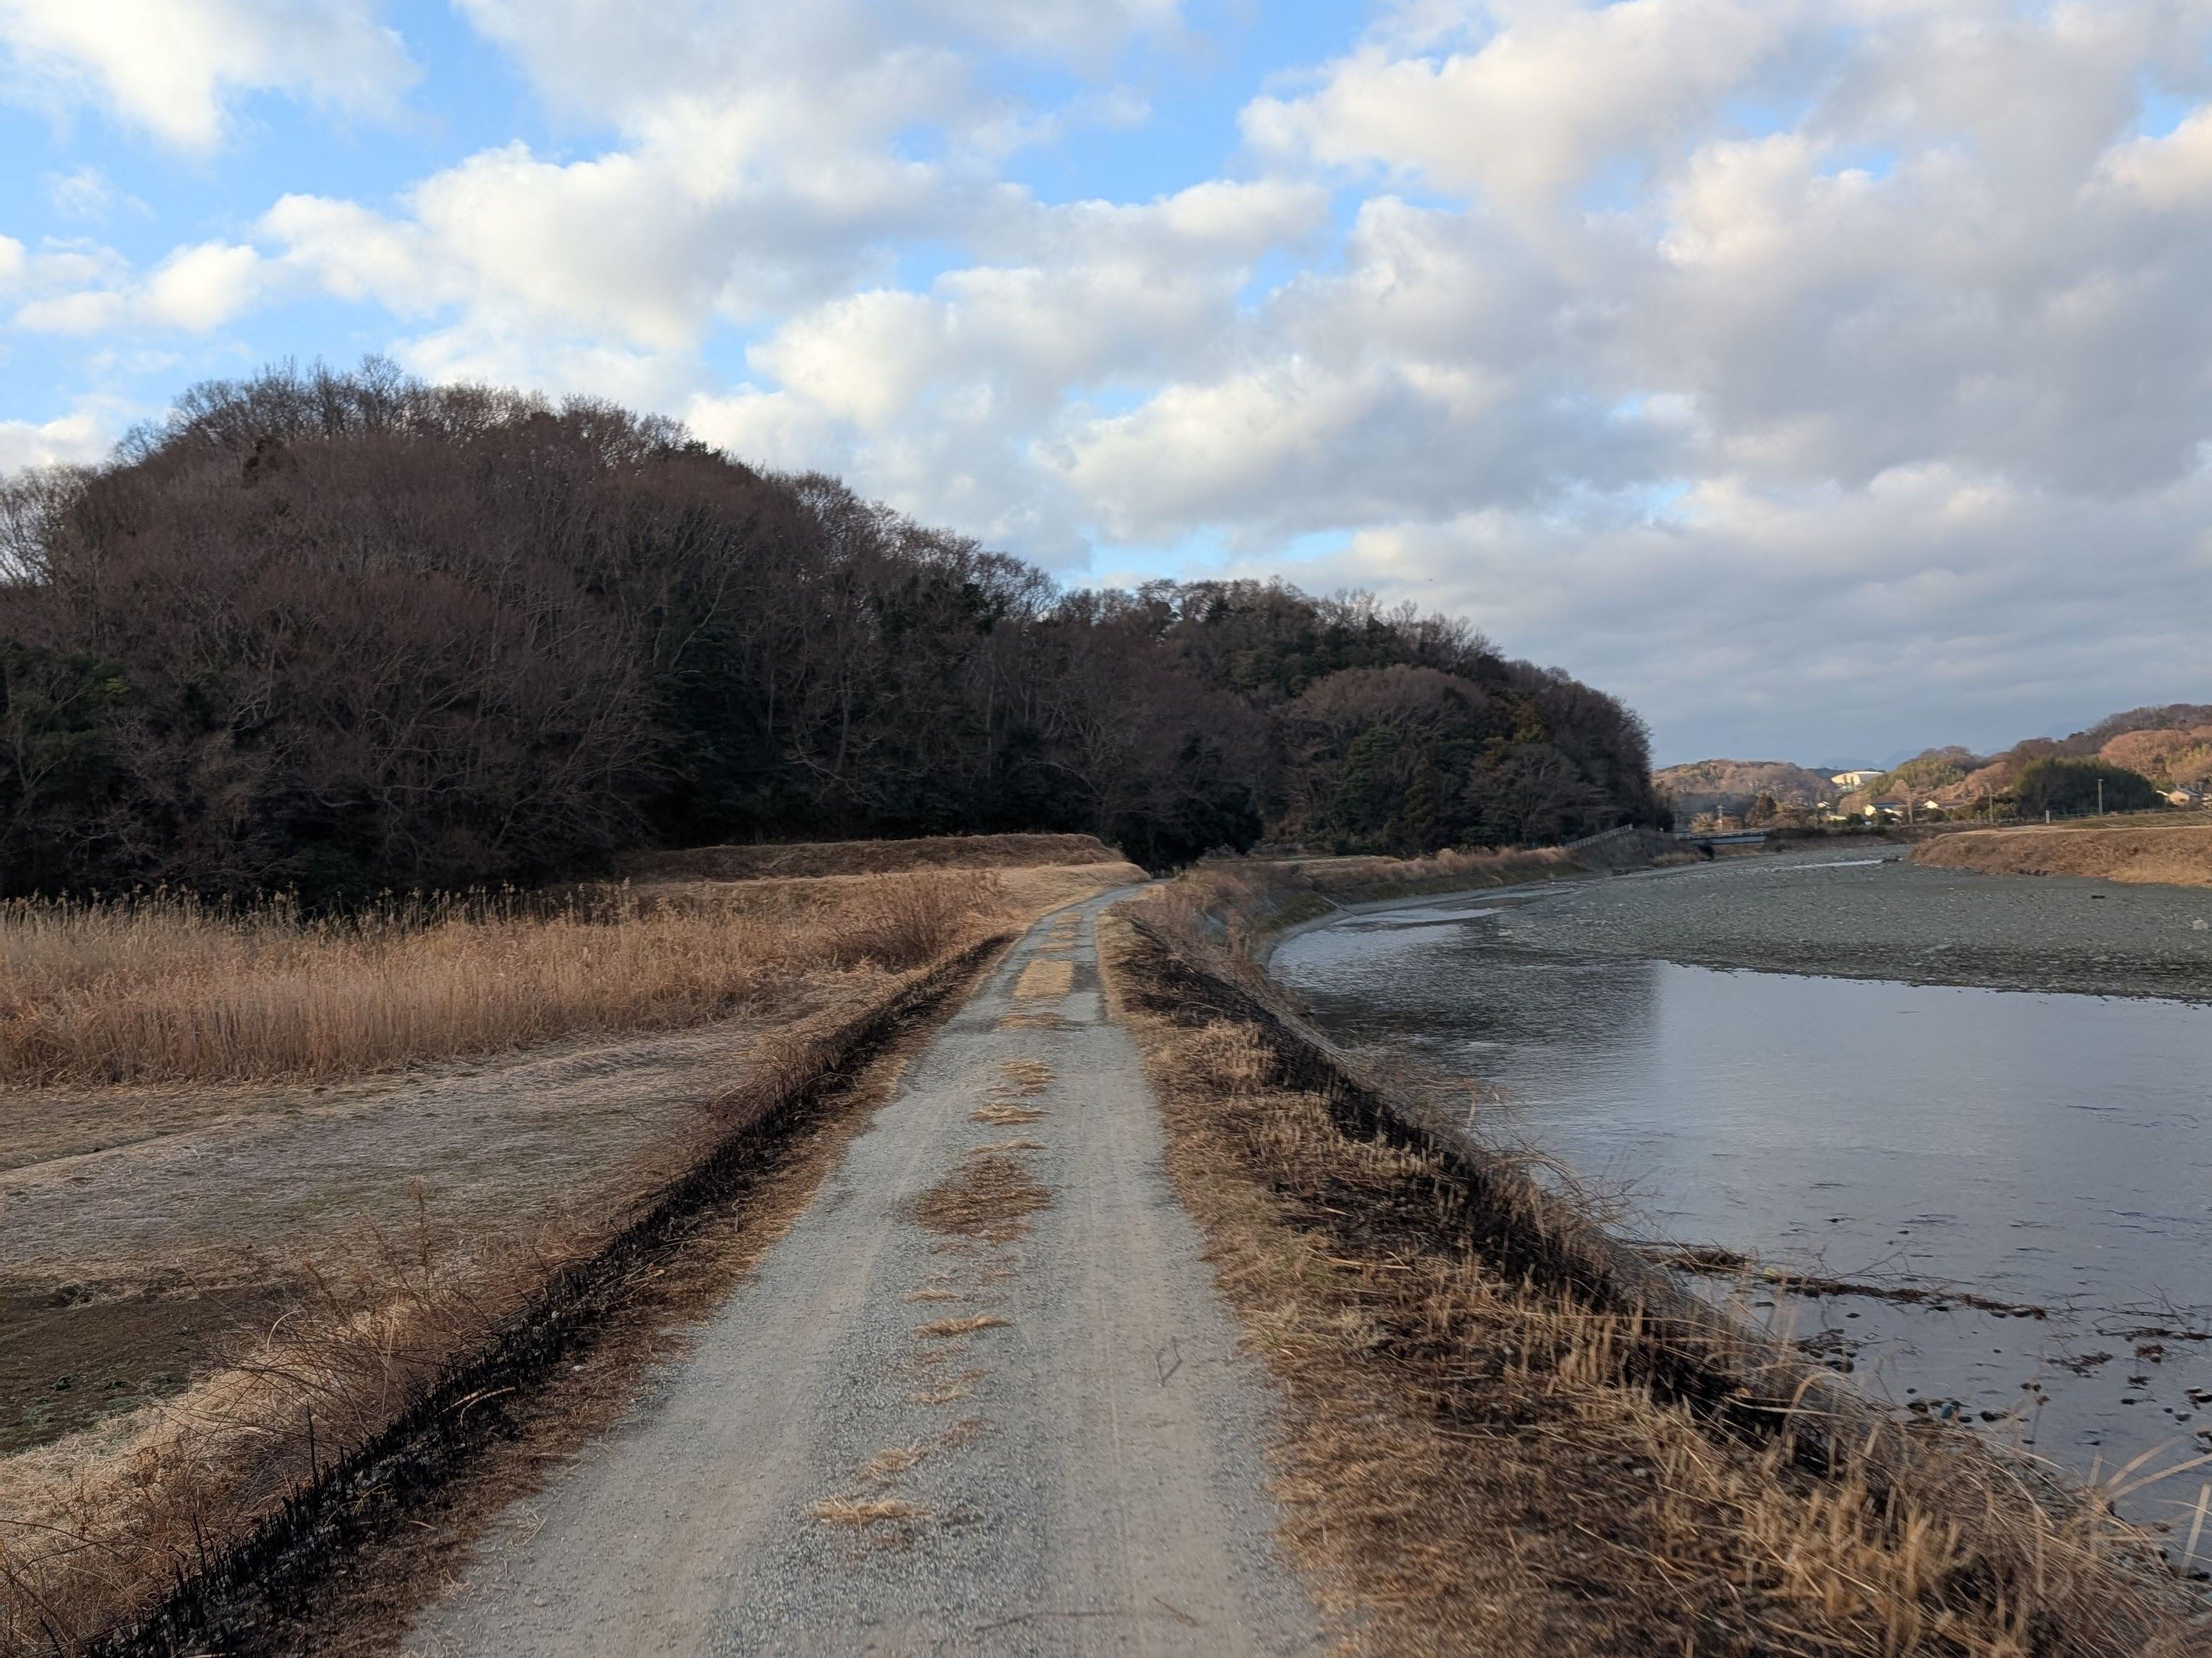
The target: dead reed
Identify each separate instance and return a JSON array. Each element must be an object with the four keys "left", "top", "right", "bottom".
[
  {"left": 1102, "top": 906, "right": 2202, "bottom": 1658},
  {"left": 0, "top": 873, "right": 997, "bottom": 1085},
  {"left": 0, "top": 904, "right": 1008, "bottom": 1658}
]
